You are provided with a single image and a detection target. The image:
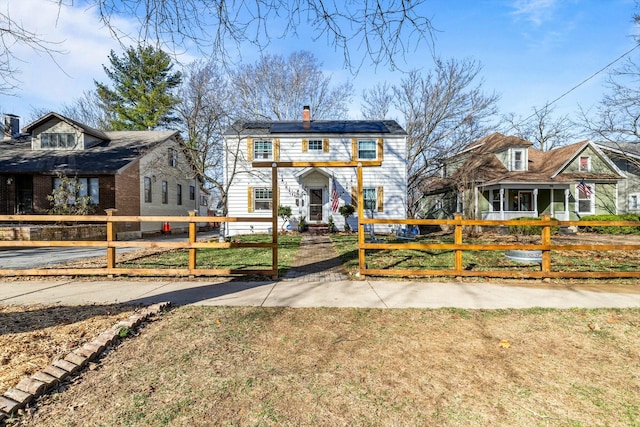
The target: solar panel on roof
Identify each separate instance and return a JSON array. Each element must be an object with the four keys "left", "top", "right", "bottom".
[{"left": 269, "top": 121, "right": 389, "bottom": 134}]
